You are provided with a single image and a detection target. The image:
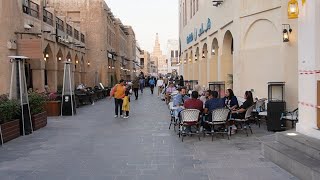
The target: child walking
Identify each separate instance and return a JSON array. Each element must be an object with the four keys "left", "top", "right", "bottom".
[{"left": 122, "top": 88, "right": 131, "bottom": 119}]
